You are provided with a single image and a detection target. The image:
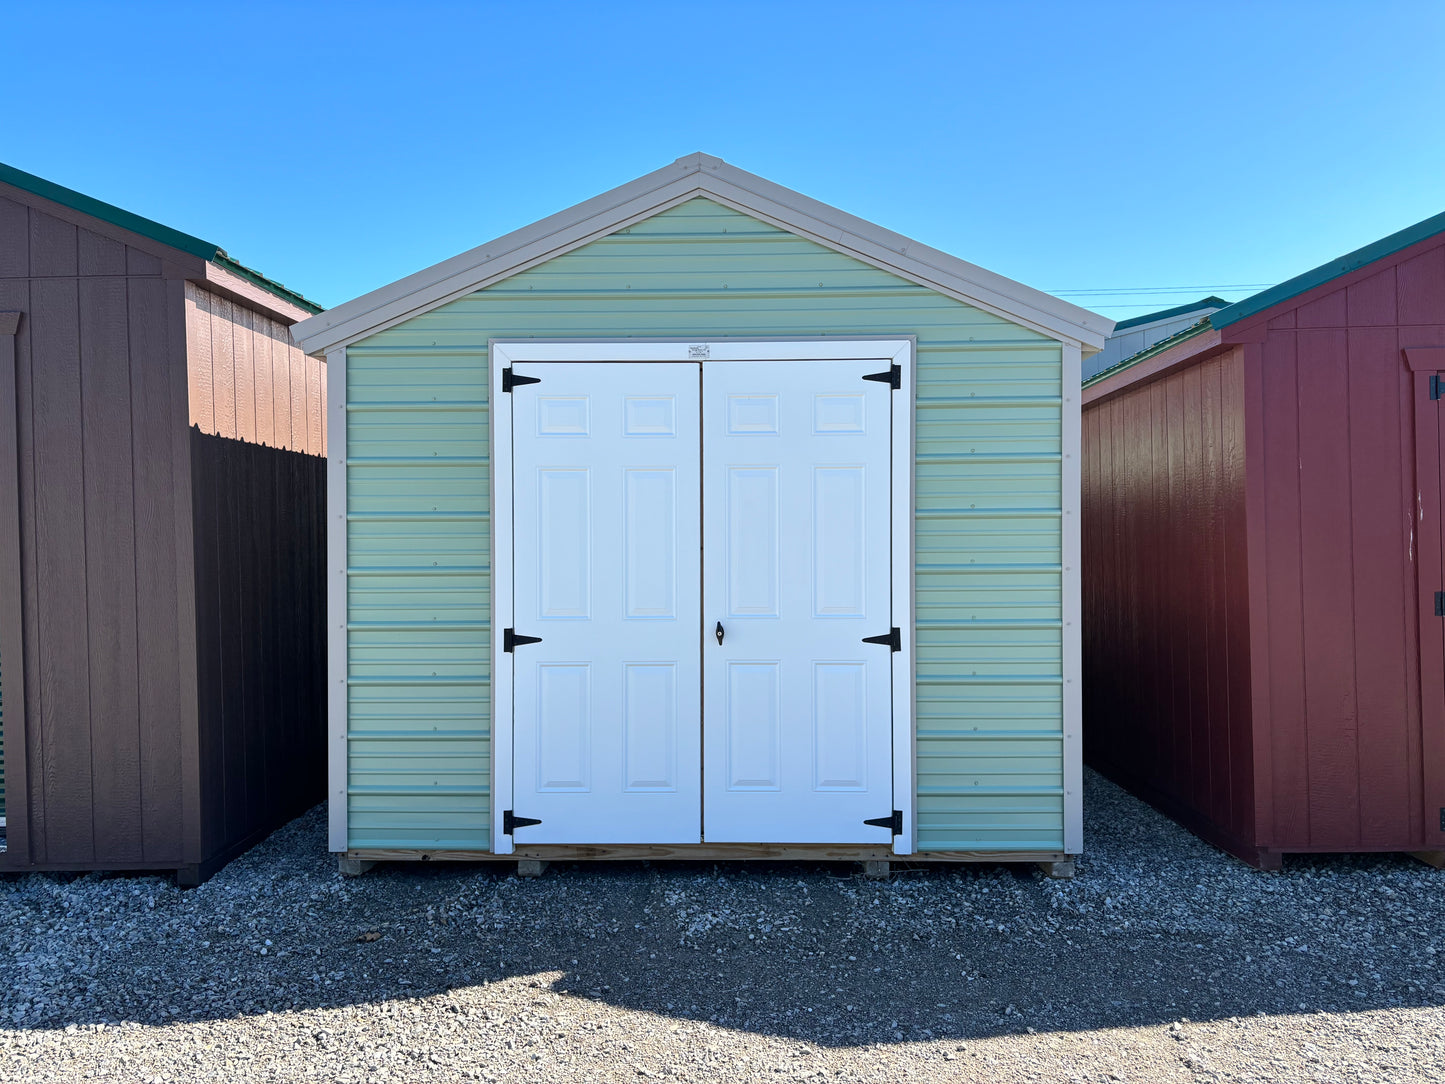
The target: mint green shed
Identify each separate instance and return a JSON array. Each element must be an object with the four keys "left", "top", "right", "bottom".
[{"left": 293, "top": 155, "right": 1110, "bottom": 873}]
